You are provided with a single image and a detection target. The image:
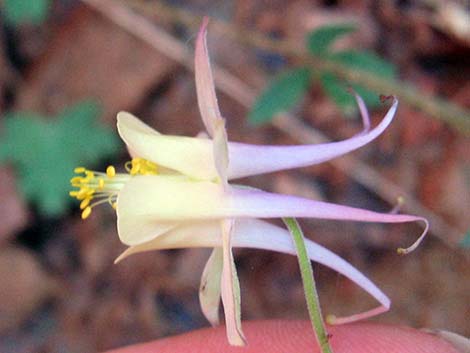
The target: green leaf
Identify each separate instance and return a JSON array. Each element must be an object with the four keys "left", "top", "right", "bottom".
[
  {"left": 0, "top": 101, "right": 120, "bottom": 217},
  {"left": 320, "top": 72, "right": 356, "bottom": 115},
  {"left": 459, "top": 231, "right": 470, "bottom": 248},
  {"left": 2, "top": 0, "right": 50, "bottom": 25},
  {"left": 329, "top": 50, "right": 396, "bottom": 78},
  {"left": 321, "top": 50, "right": 397, "bottom": 113},
  {"left": 249, "top": 67, "right": 311, "bottom": 125},
  {"left": 306, "top": 23, "right": 357, "bottom": 55}
]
